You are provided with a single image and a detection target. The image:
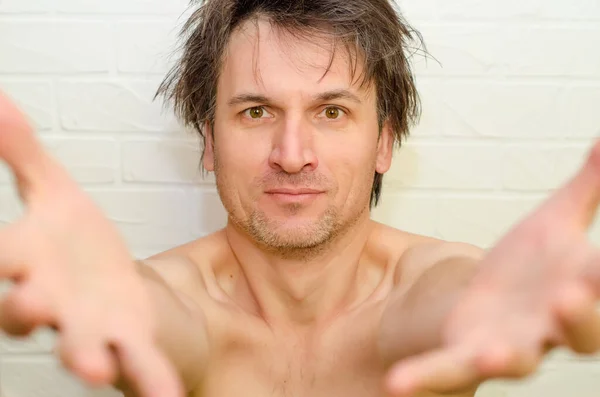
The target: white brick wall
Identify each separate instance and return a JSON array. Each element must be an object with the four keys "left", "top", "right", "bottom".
[{"left": 0, "top": 0, "right": 599, "bottom": 396}]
